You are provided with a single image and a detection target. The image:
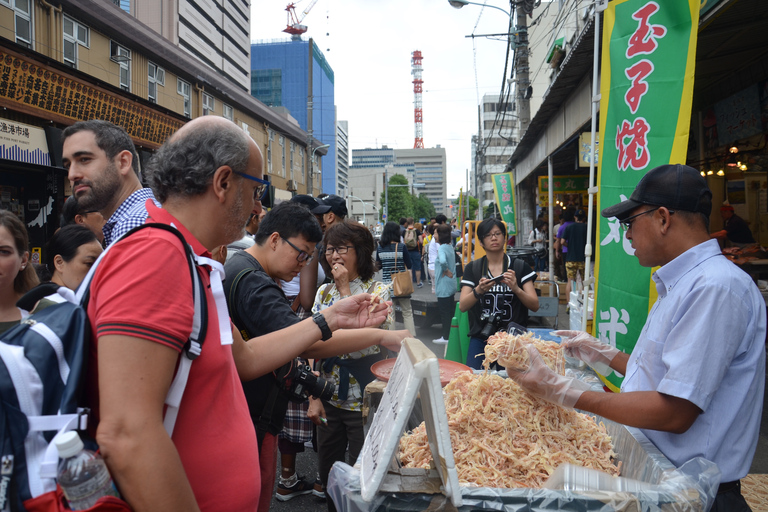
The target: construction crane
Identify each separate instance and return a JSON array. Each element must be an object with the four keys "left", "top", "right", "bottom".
[{"left": 283, "top": 0, "right": 319, "bottom": 36}]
